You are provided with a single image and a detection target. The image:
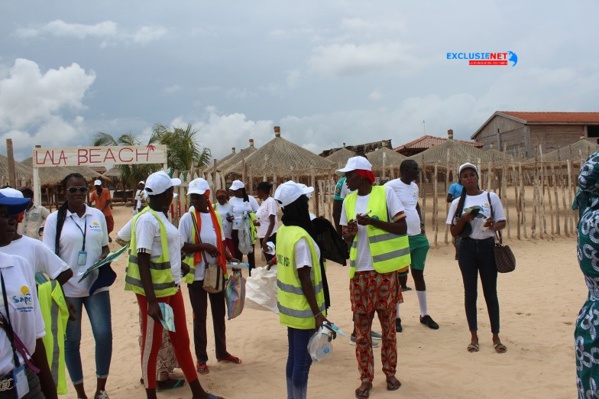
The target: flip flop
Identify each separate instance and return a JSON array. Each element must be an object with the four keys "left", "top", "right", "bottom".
[
  {"left": 467, "top": 343, "right": 479, "bottom": 353},
  {"left": 206, "top": 394, "right": 223, "bottom": 399},
  {"left": 494, "top": 342, "right": 507, "bottom": 354},
  {"left": 218, "top": 354, "right": 242, "bottom": 364},
  {"left": 355, "top": 382, "right": 372, "bottom": 399},
  {"left": 157, "top": 378, "right": 186, "bottom": 392},
  {"left": 197, "top": 363, "right": 209, "bottom": 375},
  {"left": 386, "top": 376, "right": 401, "bottom": 391}
]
